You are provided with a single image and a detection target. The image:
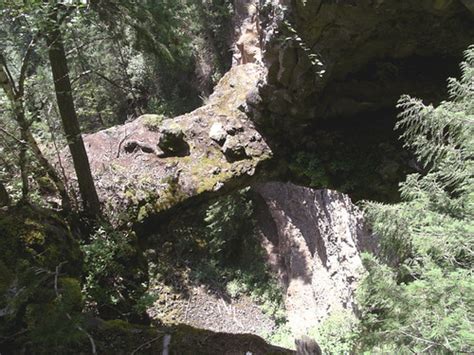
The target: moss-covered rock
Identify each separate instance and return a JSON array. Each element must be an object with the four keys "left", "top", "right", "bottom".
[
  {"left": 80, "top": 321, "right": 294, "bottom": 354},
  {"left": 66, "top": 64, "right": 272, "bottom": 226},
  {"left": 169, "top": 324, "right": 294, "bottom": 354},
  {"left": 0, "top": 205, "right": 82, "bottom": 279},
  {"left": 157, "top": 120, "right": 189, "bottom": 157},
  {"left": 0, "top": 205, "right": 83, "bottom": 352},
  {"left": 142, "top": 114, "right": 166, "bottom": 131}
]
